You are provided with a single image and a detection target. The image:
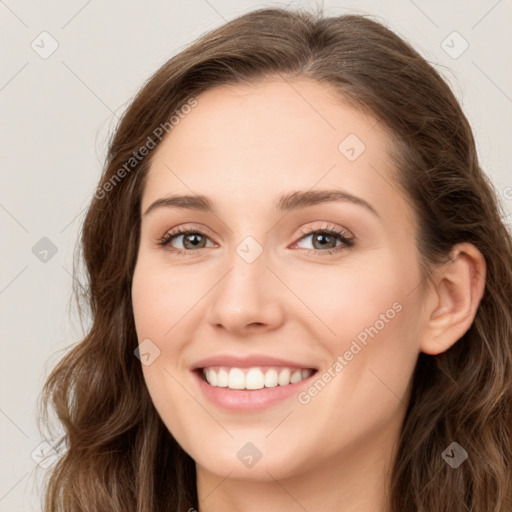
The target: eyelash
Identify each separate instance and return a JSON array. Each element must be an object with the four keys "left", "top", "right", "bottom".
[{"left": 157, "top": 224, "right": 355, "bottom": 257}]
